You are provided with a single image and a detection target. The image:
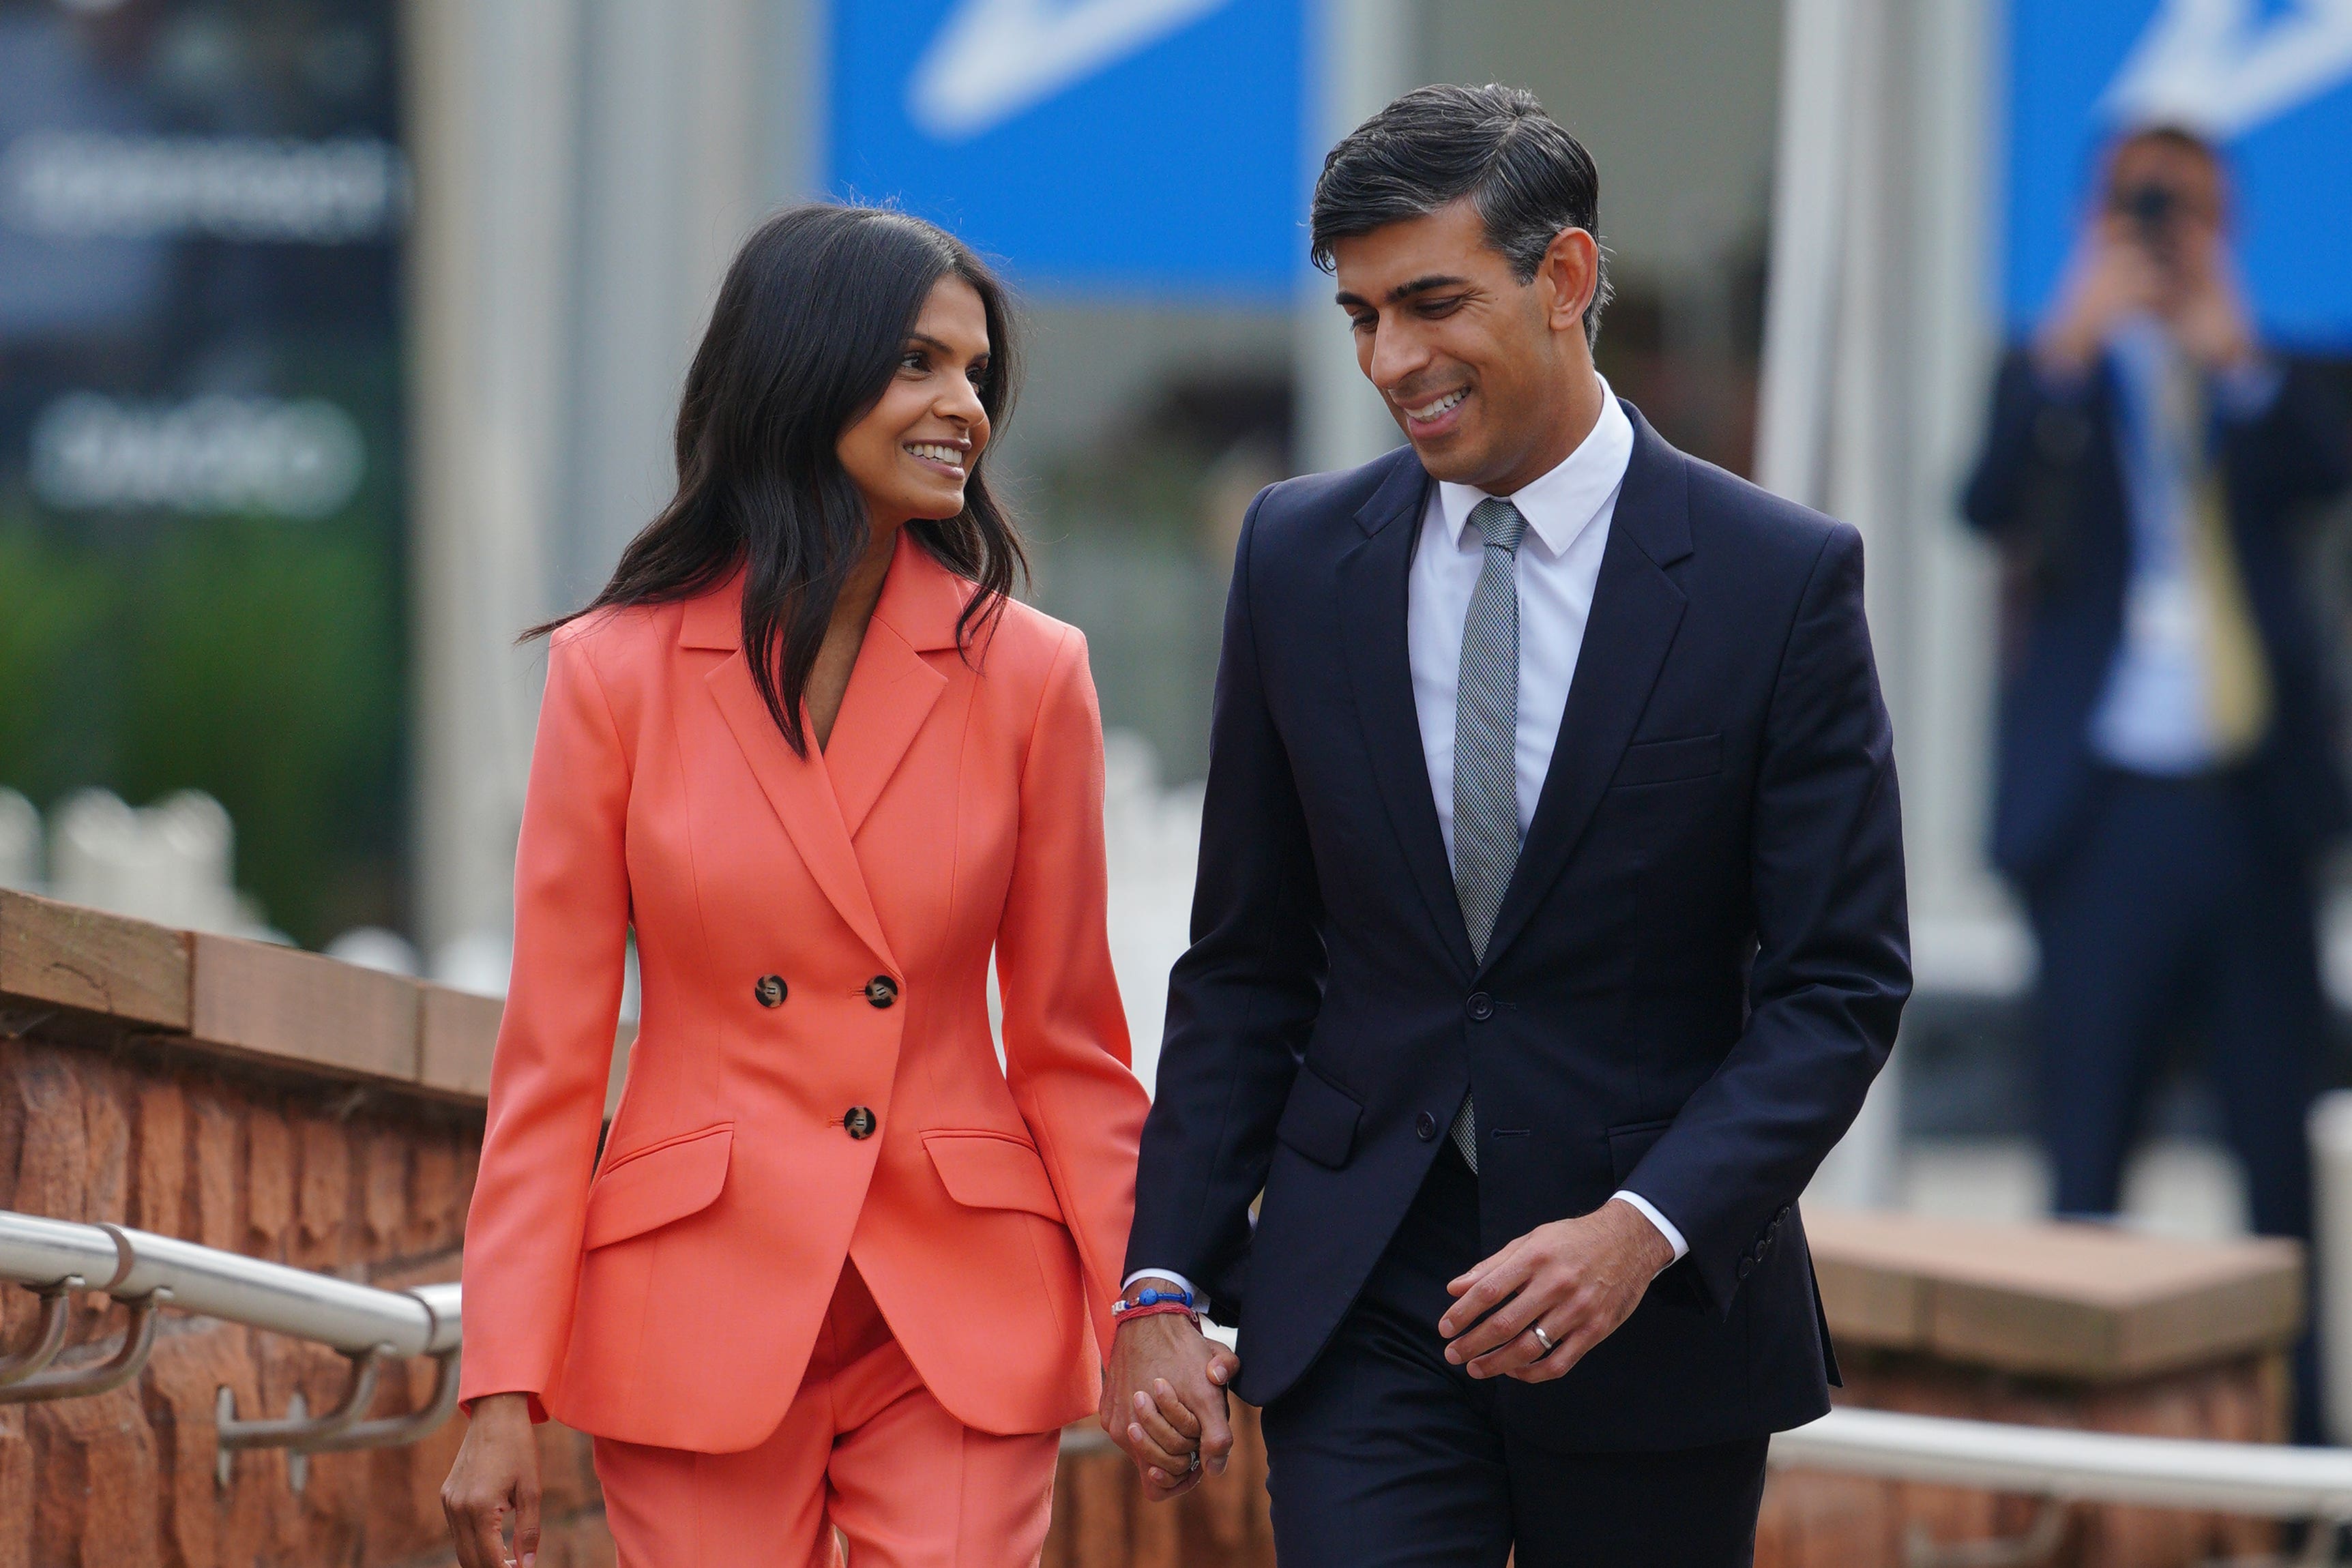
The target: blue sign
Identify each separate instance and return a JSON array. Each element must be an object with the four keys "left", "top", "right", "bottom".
[
  {"left": 828, "top": 0, "right": 1307, "bottom": 300},
  {"left": 2005, "top": 0, "right": 2352, "bottom": 350}
]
